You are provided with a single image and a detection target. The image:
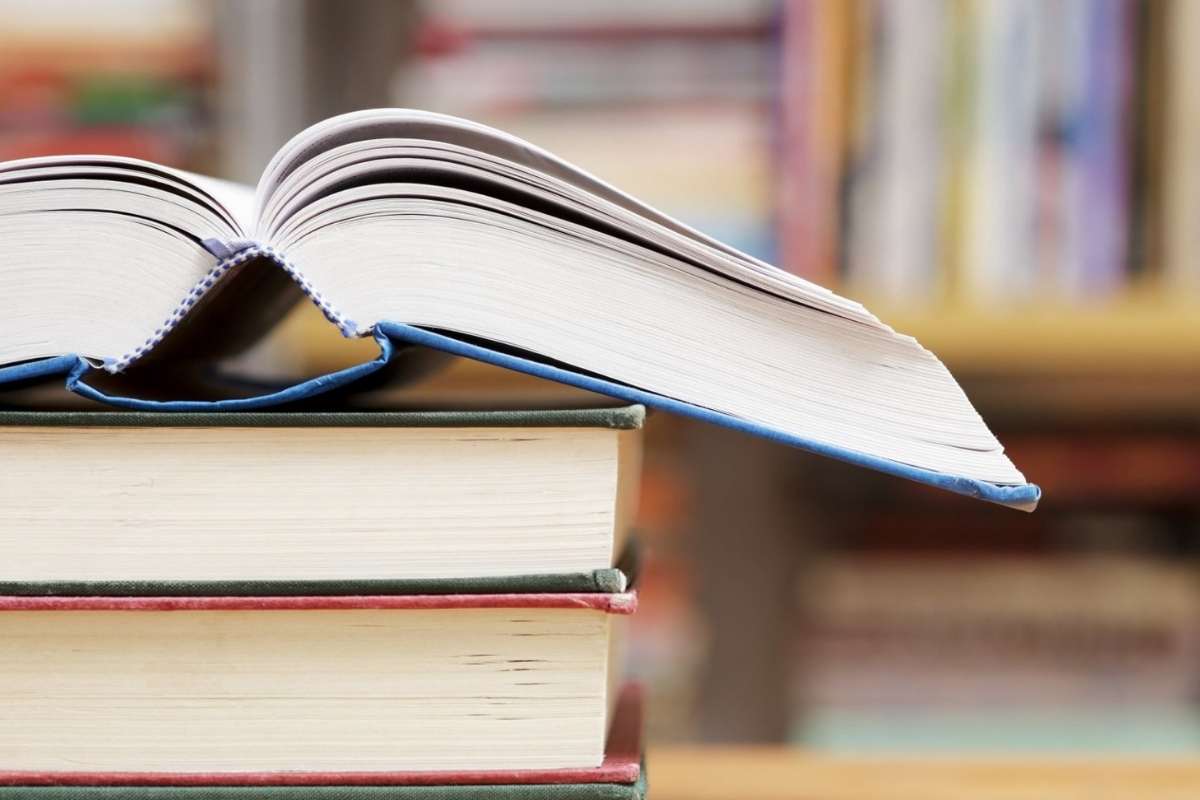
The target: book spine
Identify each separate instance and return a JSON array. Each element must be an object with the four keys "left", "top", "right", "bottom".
[
  {"left": 962, "top": 0, "right": 1041, "bottom": 303},
  {"left": 1074, "top": 0, "right": 1131, "bottom": 297},
  {"left": 777, "top": 0, "right": 856, "bottom": 282},
  {"left": 846, "top": 0, "right": 946, "bottom": 302},
  {"left": 1164, "top": 0, "right": 1200, "bottom": 289},
  {"left": 105, "top": 242, "right": 355, "bottom": 375}
]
